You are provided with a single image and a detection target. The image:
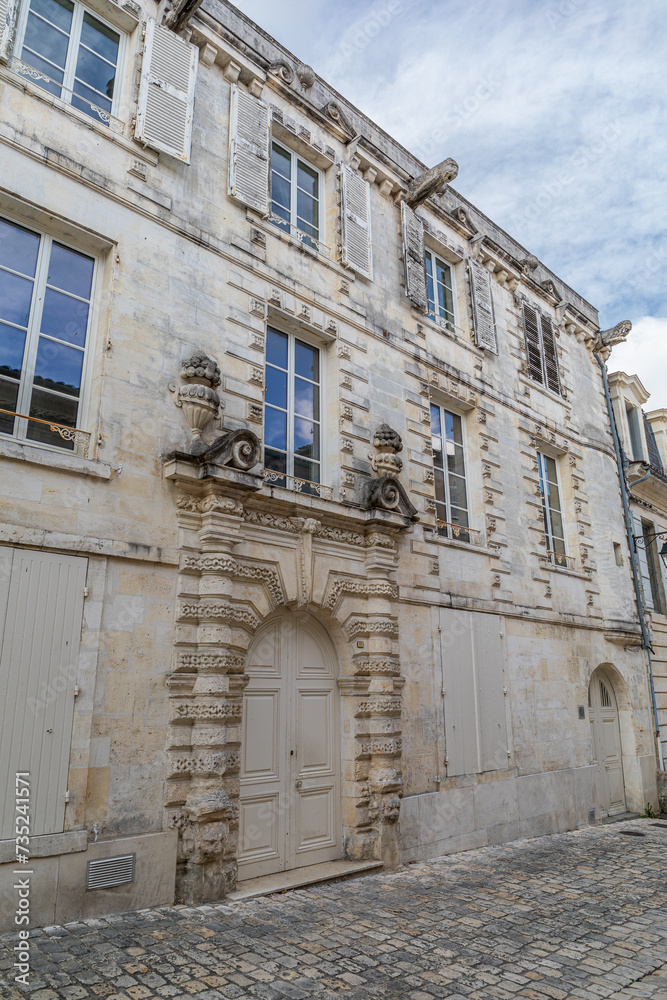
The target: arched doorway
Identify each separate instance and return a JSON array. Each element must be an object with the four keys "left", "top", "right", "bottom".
[
  {"left": 588, "top": 668, "right": 626, "bottom": 818},
  {"left": 238, "top": 609, "right": 342, "bottom": 880}
]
